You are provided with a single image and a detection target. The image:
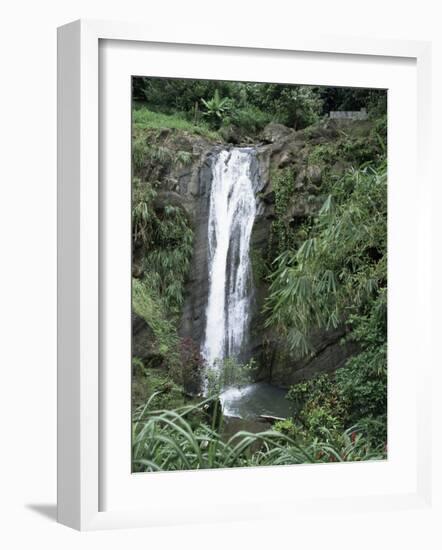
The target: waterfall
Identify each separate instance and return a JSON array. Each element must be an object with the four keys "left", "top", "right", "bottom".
[{"left": 202, "top": 148, "right": 257, "bottom": 379}]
